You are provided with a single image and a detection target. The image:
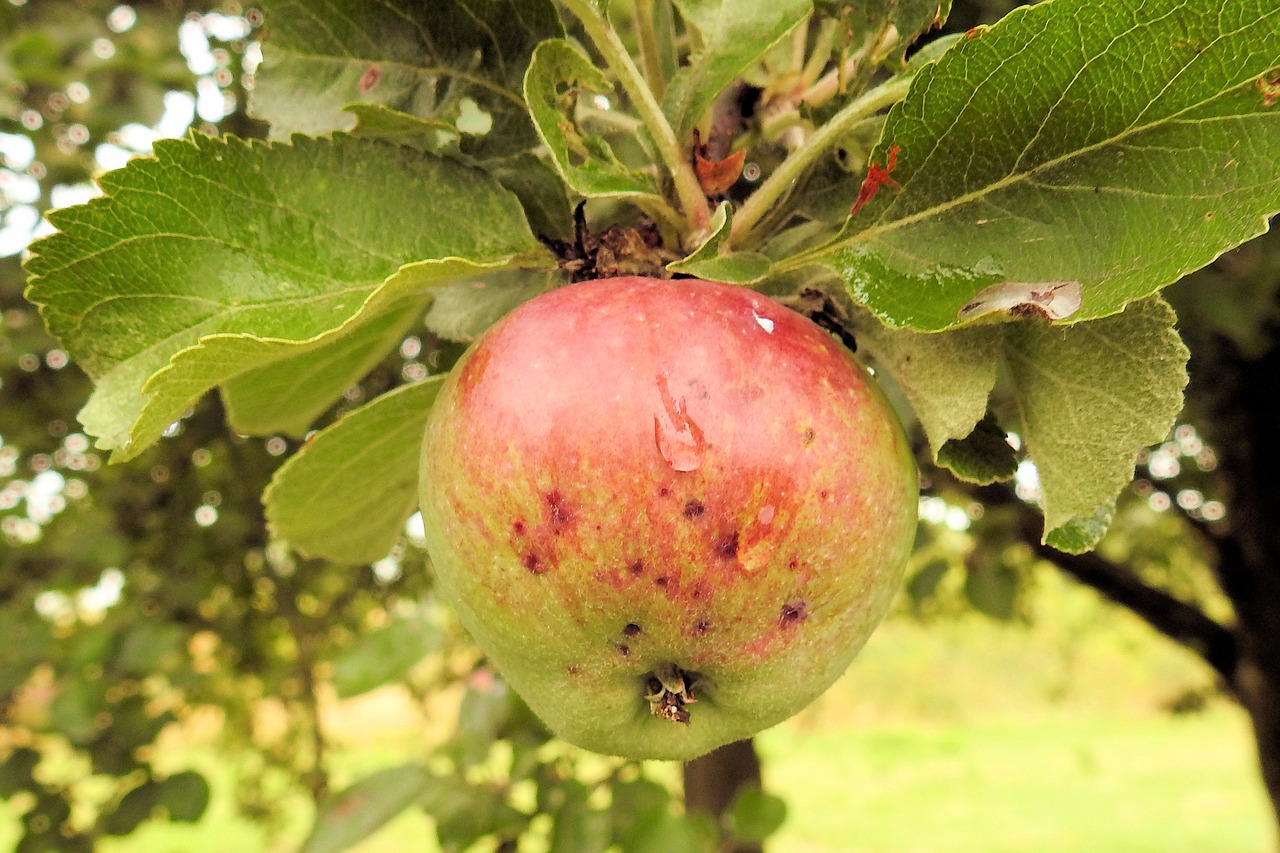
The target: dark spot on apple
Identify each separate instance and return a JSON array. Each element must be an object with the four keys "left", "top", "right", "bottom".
[
  {"left": 616, "top": 643, "right": 631, "bottom": 656},
  {"left": 788, "top": 557, "right": 800, "bottom": 570},
  {"left": 691, "top": 619, "right": 711, "bottom": 636},
  {"left": 779, "top": 601, "right": 808, "bottom": 628},
  {"left": 716, "top": 530, "right": 740, "bottom": 559},
  {"left": 819, "top": 490, "right": 830, "bottom": 500},
  {"left": 659, "top": 487, "right": 670, "bottom": 497},
  {"left": 512, "top": 520, "right": 526, "bottom": 536},
  {"left": 688, "top": 580, "right": 709, "bottom": 600},
  {"left": 522, "top": 553, "right": 544, "bottom": 574},
  {"left": 654, "top": 575, "right": 670, "bottom": 588},
  {"left": 545, "top": 490, "right": 572, "bottom": 530},
  {"left": 683, "top": 499, "right": 706, "bottom": 519},
  {"left": 802, "top": 426, "right": 817, "bottom": 446},
  {"left": 623, "top": 623, "right": 642, "bottom": 636},
  {"left": 566, "top": 665, "right": 580, "bottom": 675},
  {"left": 628, "top": 560, "right": 645, "bottom": 576}
]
